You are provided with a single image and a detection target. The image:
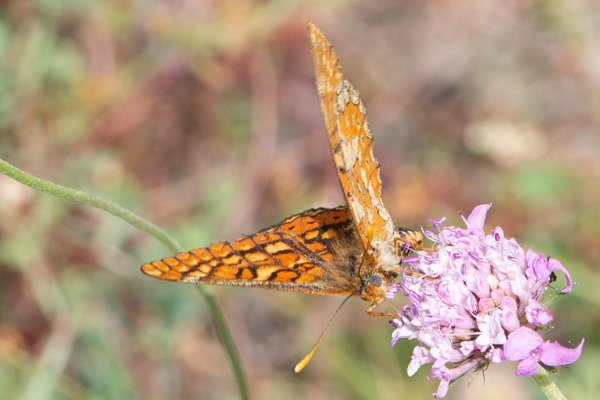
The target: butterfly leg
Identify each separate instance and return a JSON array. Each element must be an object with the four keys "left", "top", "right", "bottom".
[{"left": 366, "top": 301, "right": 397, "bottom": 319}]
